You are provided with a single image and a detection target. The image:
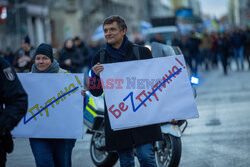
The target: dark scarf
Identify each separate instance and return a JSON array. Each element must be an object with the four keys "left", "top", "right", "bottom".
[
  {"left": 31, "top": 60, "right": 60, "bottom": 73},
  {"left": 105, "top": 35, "right": 129, "bottom": 60}
]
